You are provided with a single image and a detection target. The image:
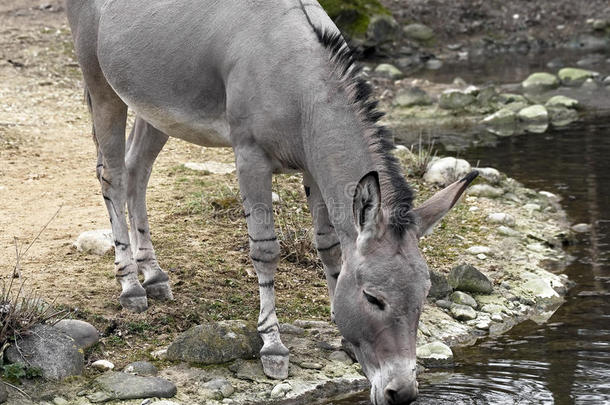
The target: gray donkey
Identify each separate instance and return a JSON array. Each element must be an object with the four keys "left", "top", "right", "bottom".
[{"left": 67, "top": 1, "right": 477, "bottom": 403}]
